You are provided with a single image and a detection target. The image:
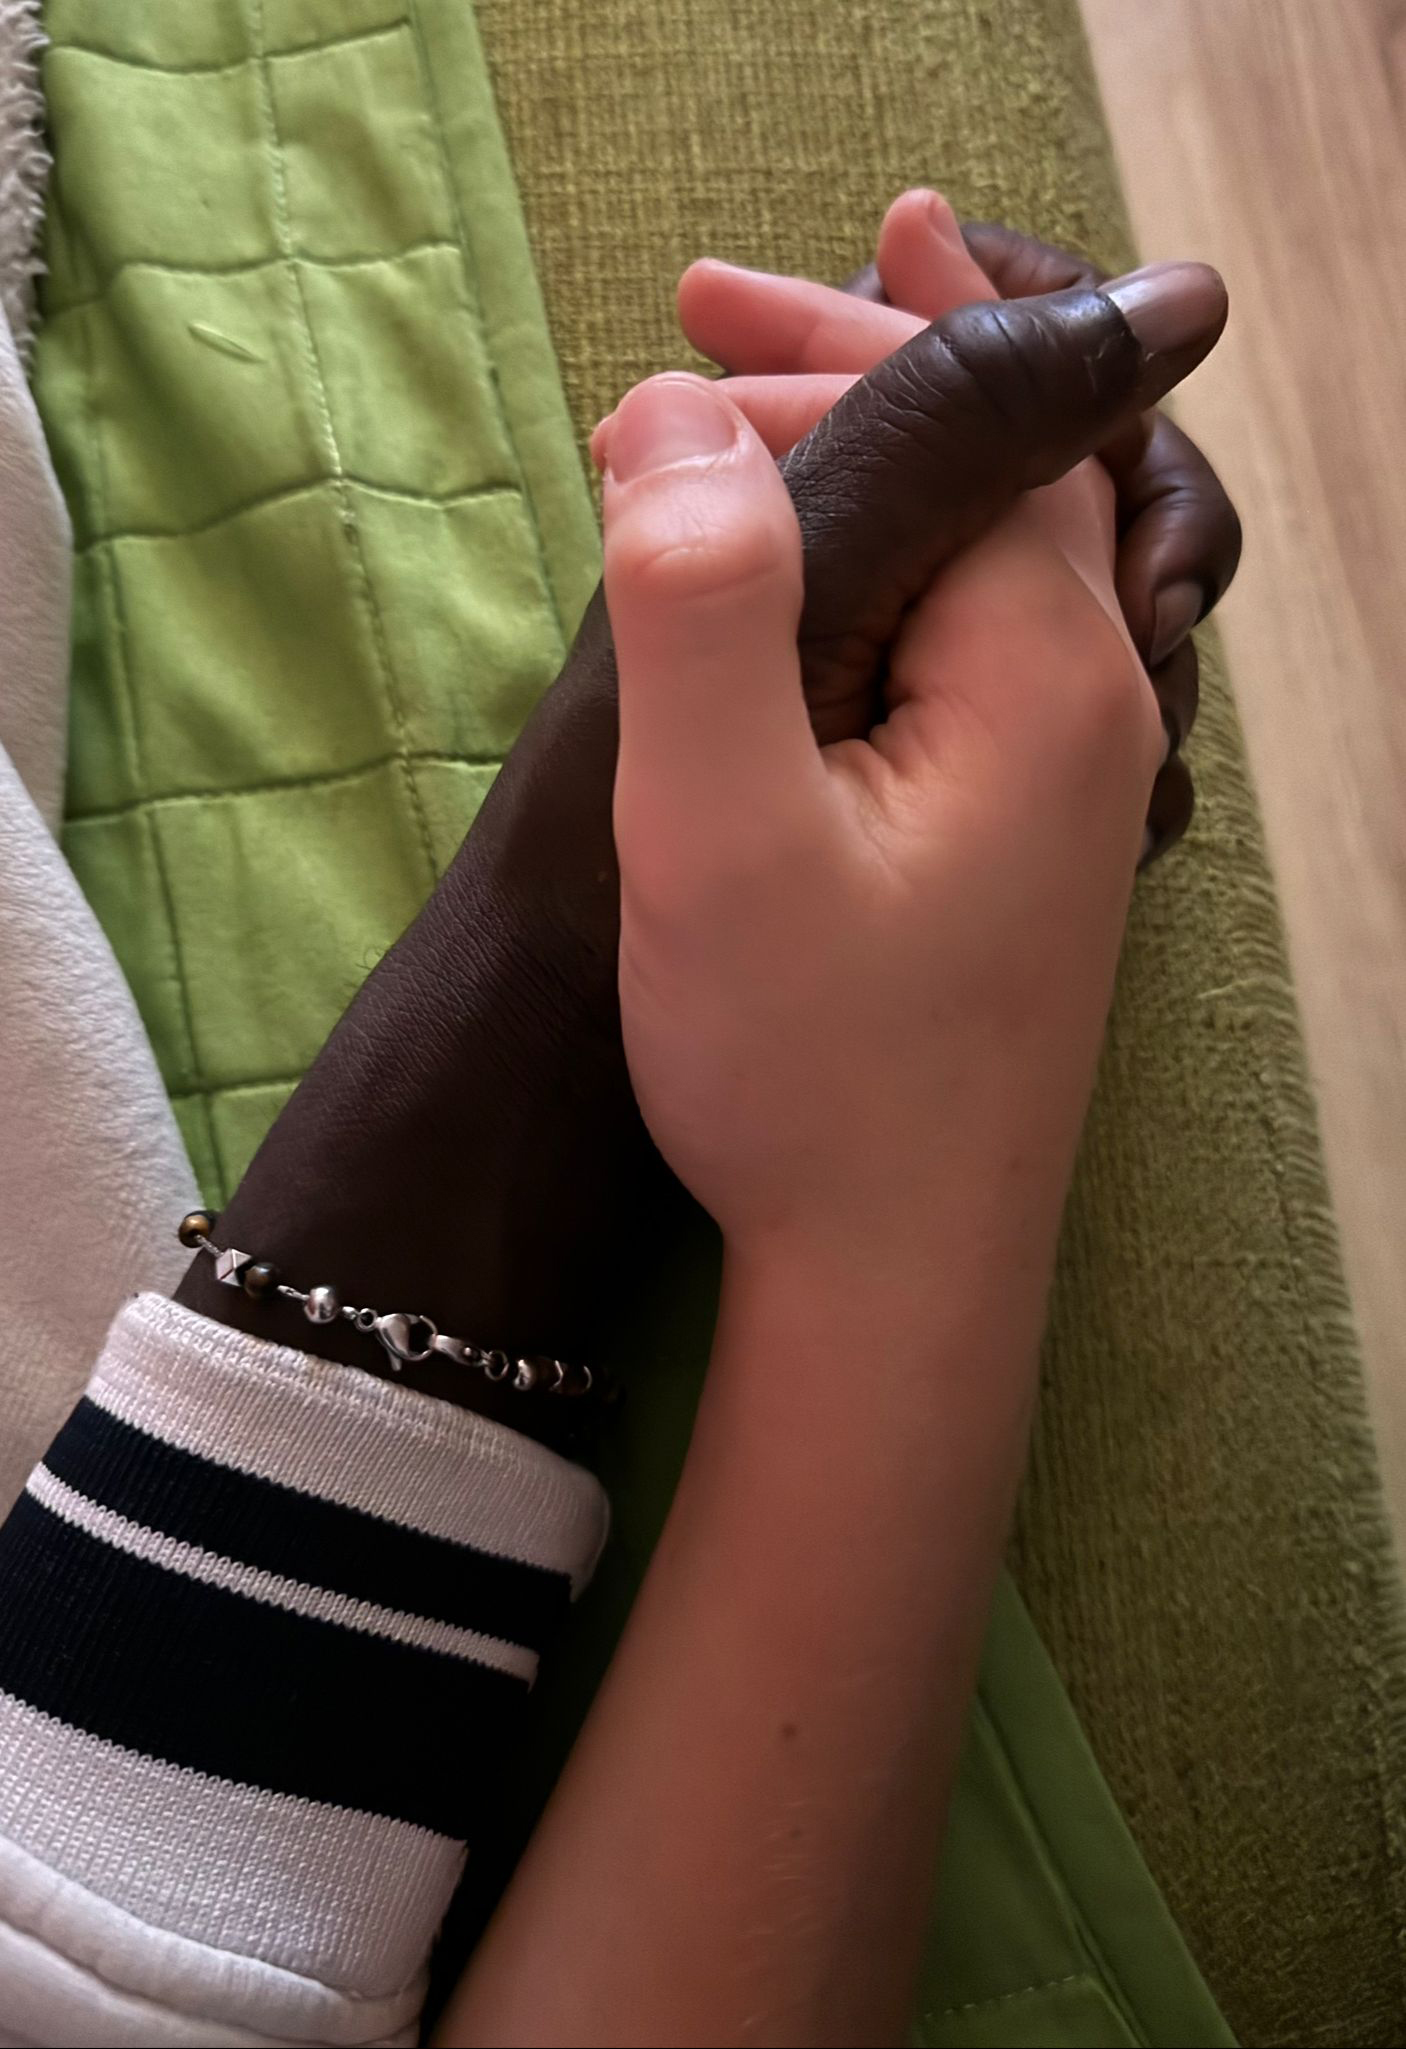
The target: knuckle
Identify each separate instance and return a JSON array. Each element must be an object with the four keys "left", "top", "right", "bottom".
[
  {"left": 1149, "top": 419, "right": 1244, "bottom": 598},
  {"left": 898, "top": 309, "right": 1032, "bottom": 439},
  {"left": 1146, "top": 755, "right": 1196, "bottom": 860},
  {"left": 618, "top": 505, "right": 798, "bottom": 613},
  {"left": 966, "top": 222, "right": 1106, "bottom": 297}
]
